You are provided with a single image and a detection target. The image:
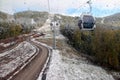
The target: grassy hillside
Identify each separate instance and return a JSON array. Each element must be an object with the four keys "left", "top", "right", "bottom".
[
  {"left": 105, "top": 13, "right": 120, "bottom": 22},
  {"left": 96, "top": 13, "right": 120, "bottom": 27}
]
